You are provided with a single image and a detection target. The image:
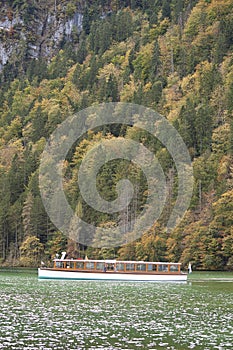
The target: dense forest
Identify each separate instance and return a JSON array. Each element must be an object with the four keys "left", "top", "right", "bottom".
[{"left": 0, "top": 0, "right": 232, "bottom": 270}]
